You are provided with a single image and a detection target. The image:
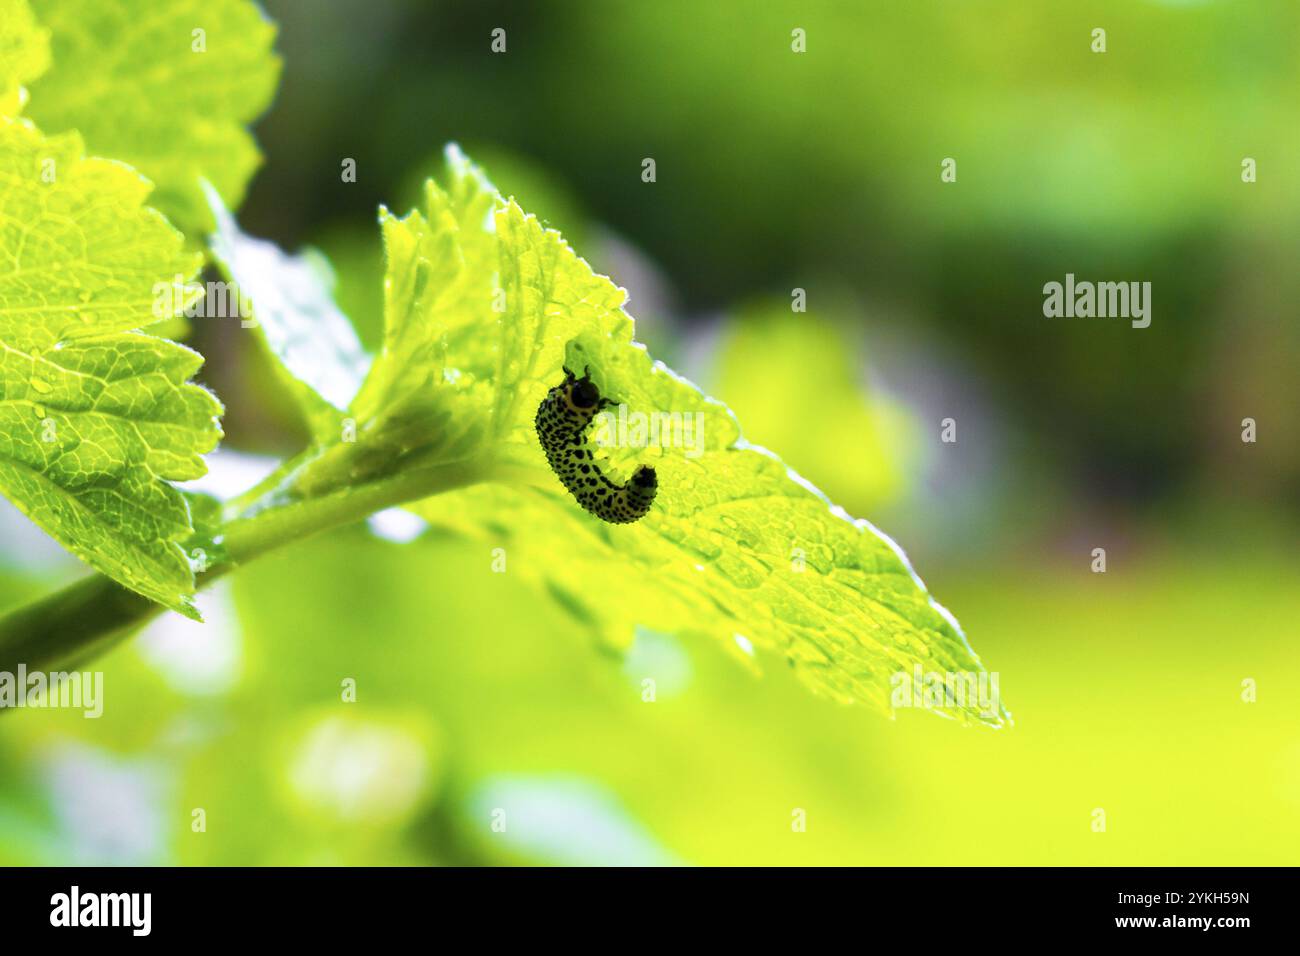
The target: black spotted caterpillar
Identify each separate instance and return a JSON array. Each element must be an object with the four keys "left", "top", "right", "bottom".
[{"left": 535, "top": 366, "right": 657, "bottom": 524}]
